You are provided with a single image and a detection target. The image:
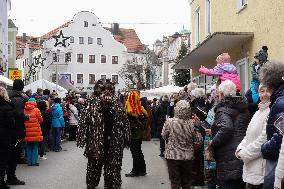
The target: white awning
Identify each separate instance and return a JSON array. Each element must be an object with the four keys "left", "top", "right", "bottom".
[{"left": 174, "top": 32, "right": 254, "bottom": 69}]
